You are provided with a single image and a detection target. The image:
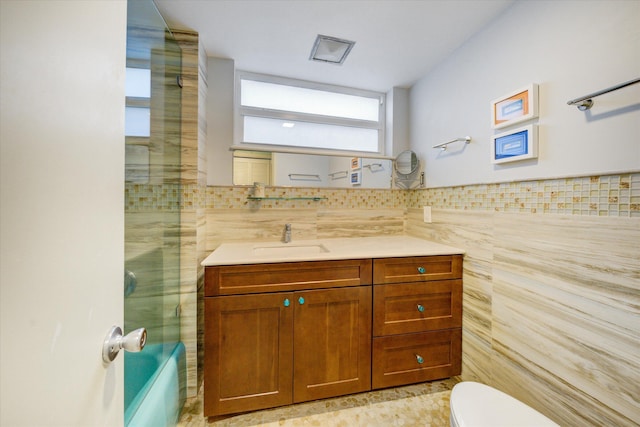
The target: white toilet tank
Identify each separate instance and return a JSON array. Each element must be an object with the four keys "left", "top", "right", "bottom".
[{"left": 450, "top": 382, "right": 559, "bottom": 427}]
